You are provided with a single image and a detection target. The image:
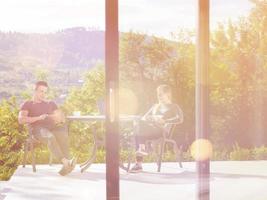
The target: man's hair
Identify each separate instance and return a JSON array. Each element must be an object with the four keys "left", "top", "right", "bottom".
[
  {"left": 35, "top": 81, "right": 48, "bottom": 90},
  {"left": 157, "top": 84, "right": 171, "bottom": 94}
]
